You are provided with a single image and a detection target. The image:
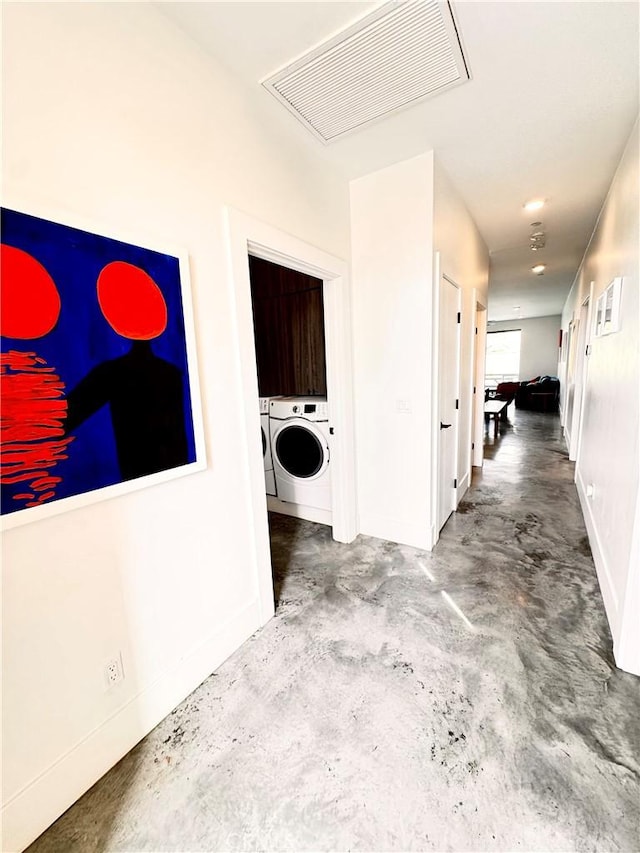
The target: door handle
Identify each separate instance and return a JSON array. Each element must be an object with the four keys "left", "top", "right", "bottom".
[{"left": 440, "top": 422, "right": 452, "bottom": 430}]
